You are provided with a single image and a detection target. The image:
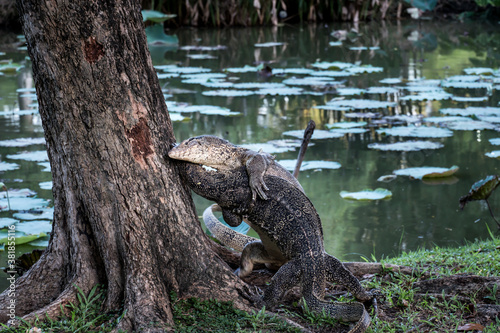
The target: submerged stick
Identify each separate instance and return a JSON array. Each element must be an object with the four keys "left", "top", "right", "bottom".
[{"left": 293, "top": 120, "right": 315, "bottom": 179}]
